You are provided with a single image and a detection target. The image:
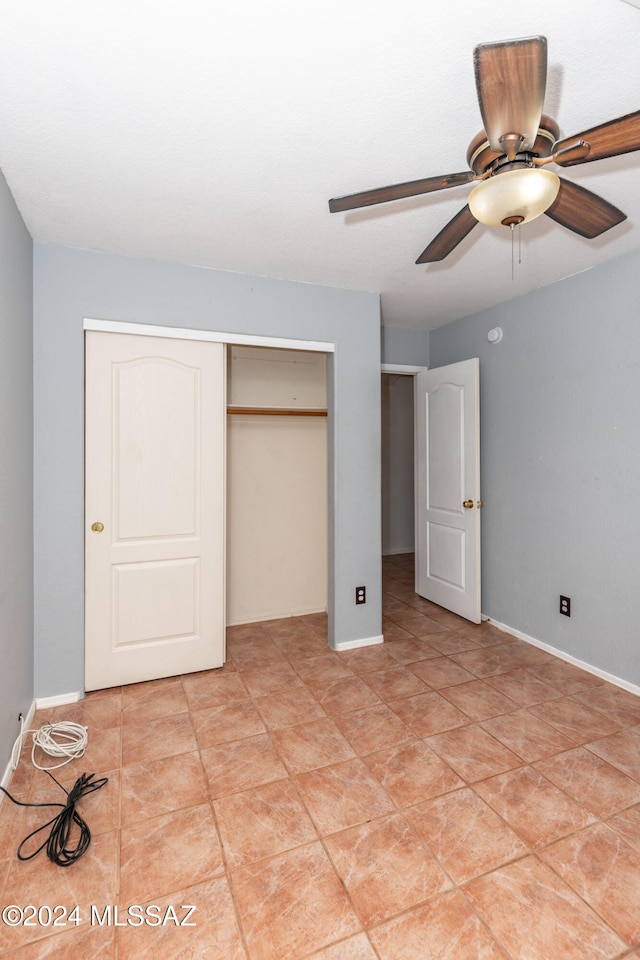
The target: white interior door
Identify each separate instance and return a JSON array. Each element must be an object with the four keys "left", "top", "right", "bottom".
[
  {"left": 85, "top": 331, "right": 226, "bottom": 690},
  {"left": 415, "top": 358, "right": 481, "bottom": 622}
]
